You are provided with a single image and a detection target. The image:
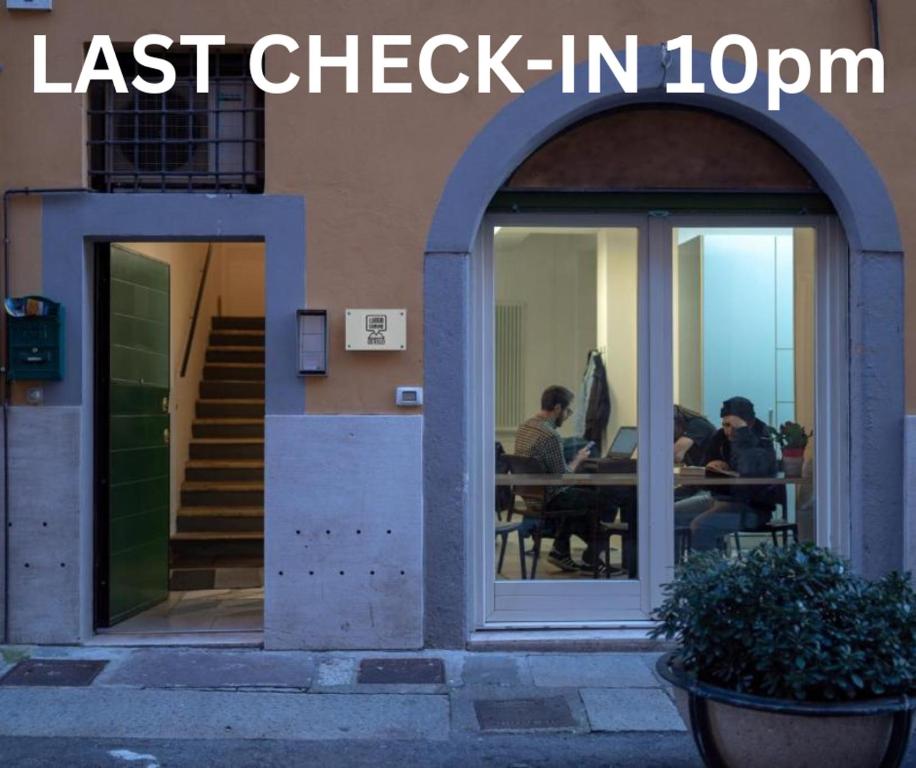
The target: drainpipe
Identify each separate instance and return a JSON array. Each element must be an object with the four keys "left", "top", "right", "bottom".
[{"left": 1, "top": 187, "right": 91, "bottom": 642}]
